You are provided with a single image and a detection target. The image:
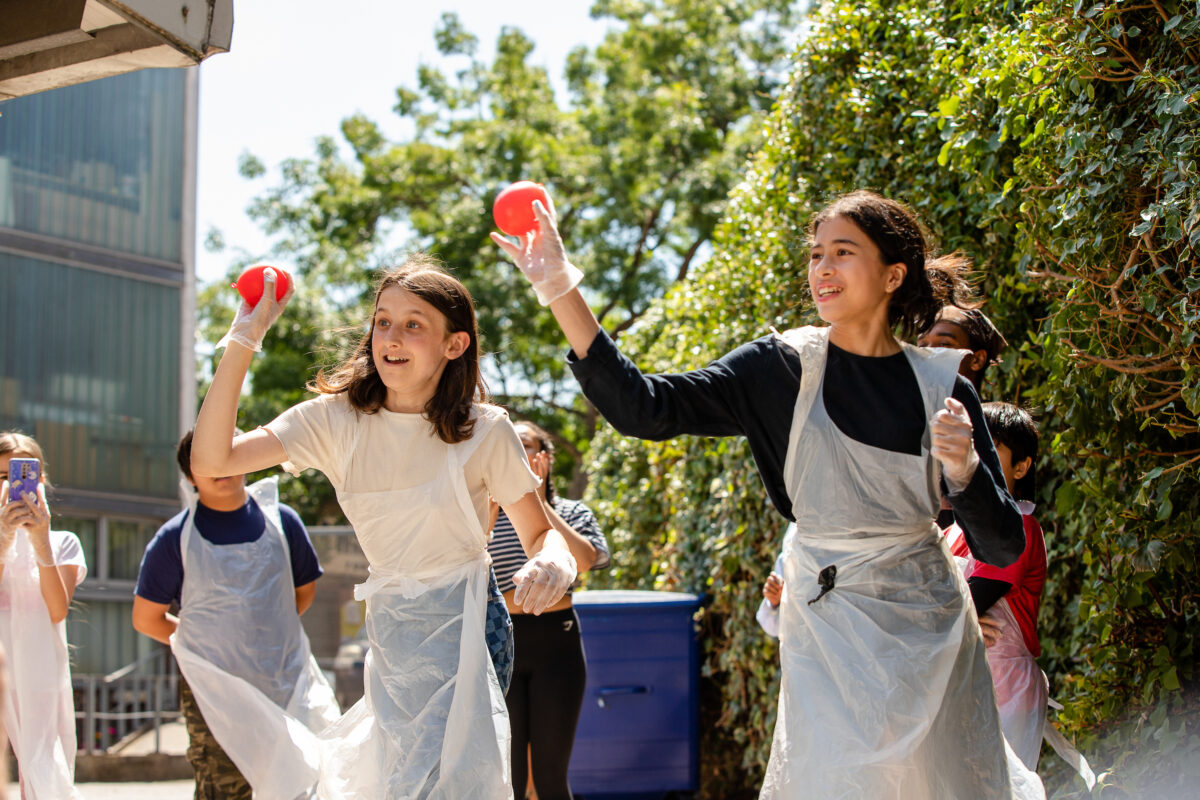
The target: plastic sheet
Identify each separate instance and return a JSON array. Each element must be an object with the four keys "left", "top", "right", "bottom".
[
  {"left": 0, "top": 532, "right": 82, "bottom": 799},
  {"left": 761, "top": 326, "right": 1044, "bottom": 800}
]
